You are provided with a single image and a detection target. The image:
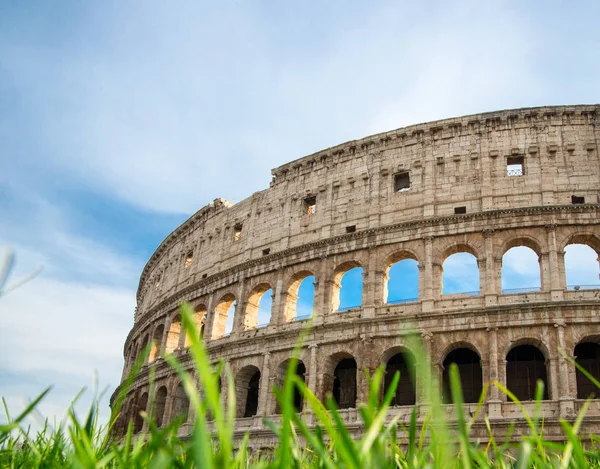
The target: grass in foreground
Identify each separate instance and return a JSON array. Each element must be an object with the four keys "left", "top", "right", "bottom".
[{"left": 2, "top": 302, "right": 600, "bottom": 468}]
